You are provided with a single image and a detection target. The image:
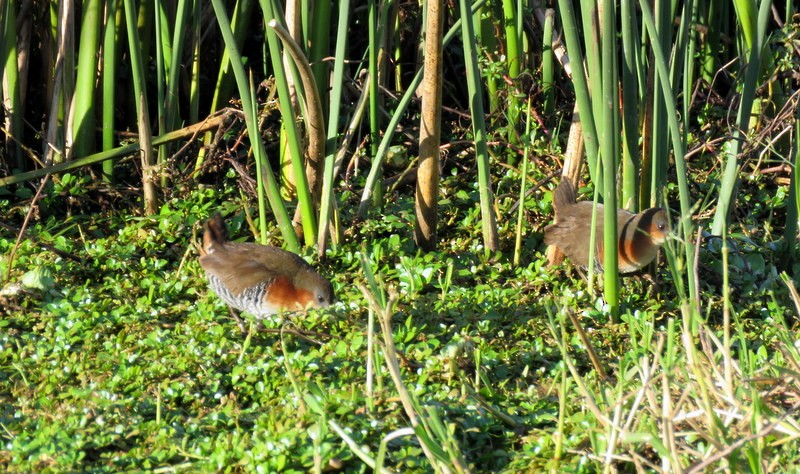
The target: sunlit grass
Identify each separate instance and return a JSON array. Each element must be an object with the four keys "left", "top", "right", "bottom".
[{"left": 3, "top": 170, "right": 800, "bottom": 471}]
